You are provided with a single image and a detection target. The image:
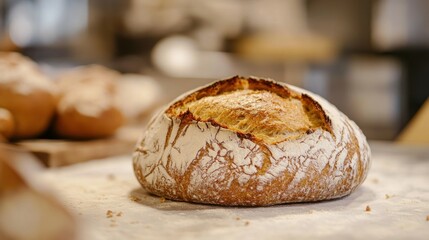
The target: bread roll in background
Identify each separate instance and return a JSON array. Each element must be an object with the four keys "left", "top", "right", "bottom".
[
  {"left": 54, "top": 65, "right": 124, "bottom": 139},
  {"left": 56, "top": 64, "right": 119, "bottom": 95},
  {"left": 0, "top": 108, "right": 14, "bottom": 141},
  {"left": 133, "top": 76, "right": 371, "bottom": 206},
  {"left": 55, "top": 88, "right": 124, "bottom": 139},
  {"left": 0, "top": 52, "right": 56, "bottom": 139},
  {"left": 0, "top": 145, "right": 75, "bottom": 240}
]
